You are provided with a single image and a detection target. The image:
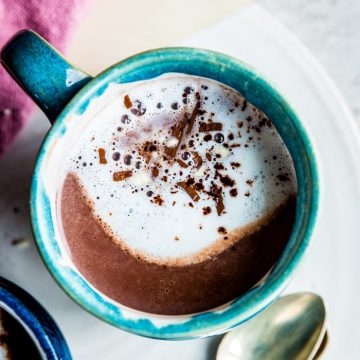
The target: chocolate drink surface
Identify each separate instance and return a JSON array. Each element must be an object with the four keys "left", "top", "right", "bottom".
[{"left": 58, "top": 74, "right": 297, "bottom": 315}]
